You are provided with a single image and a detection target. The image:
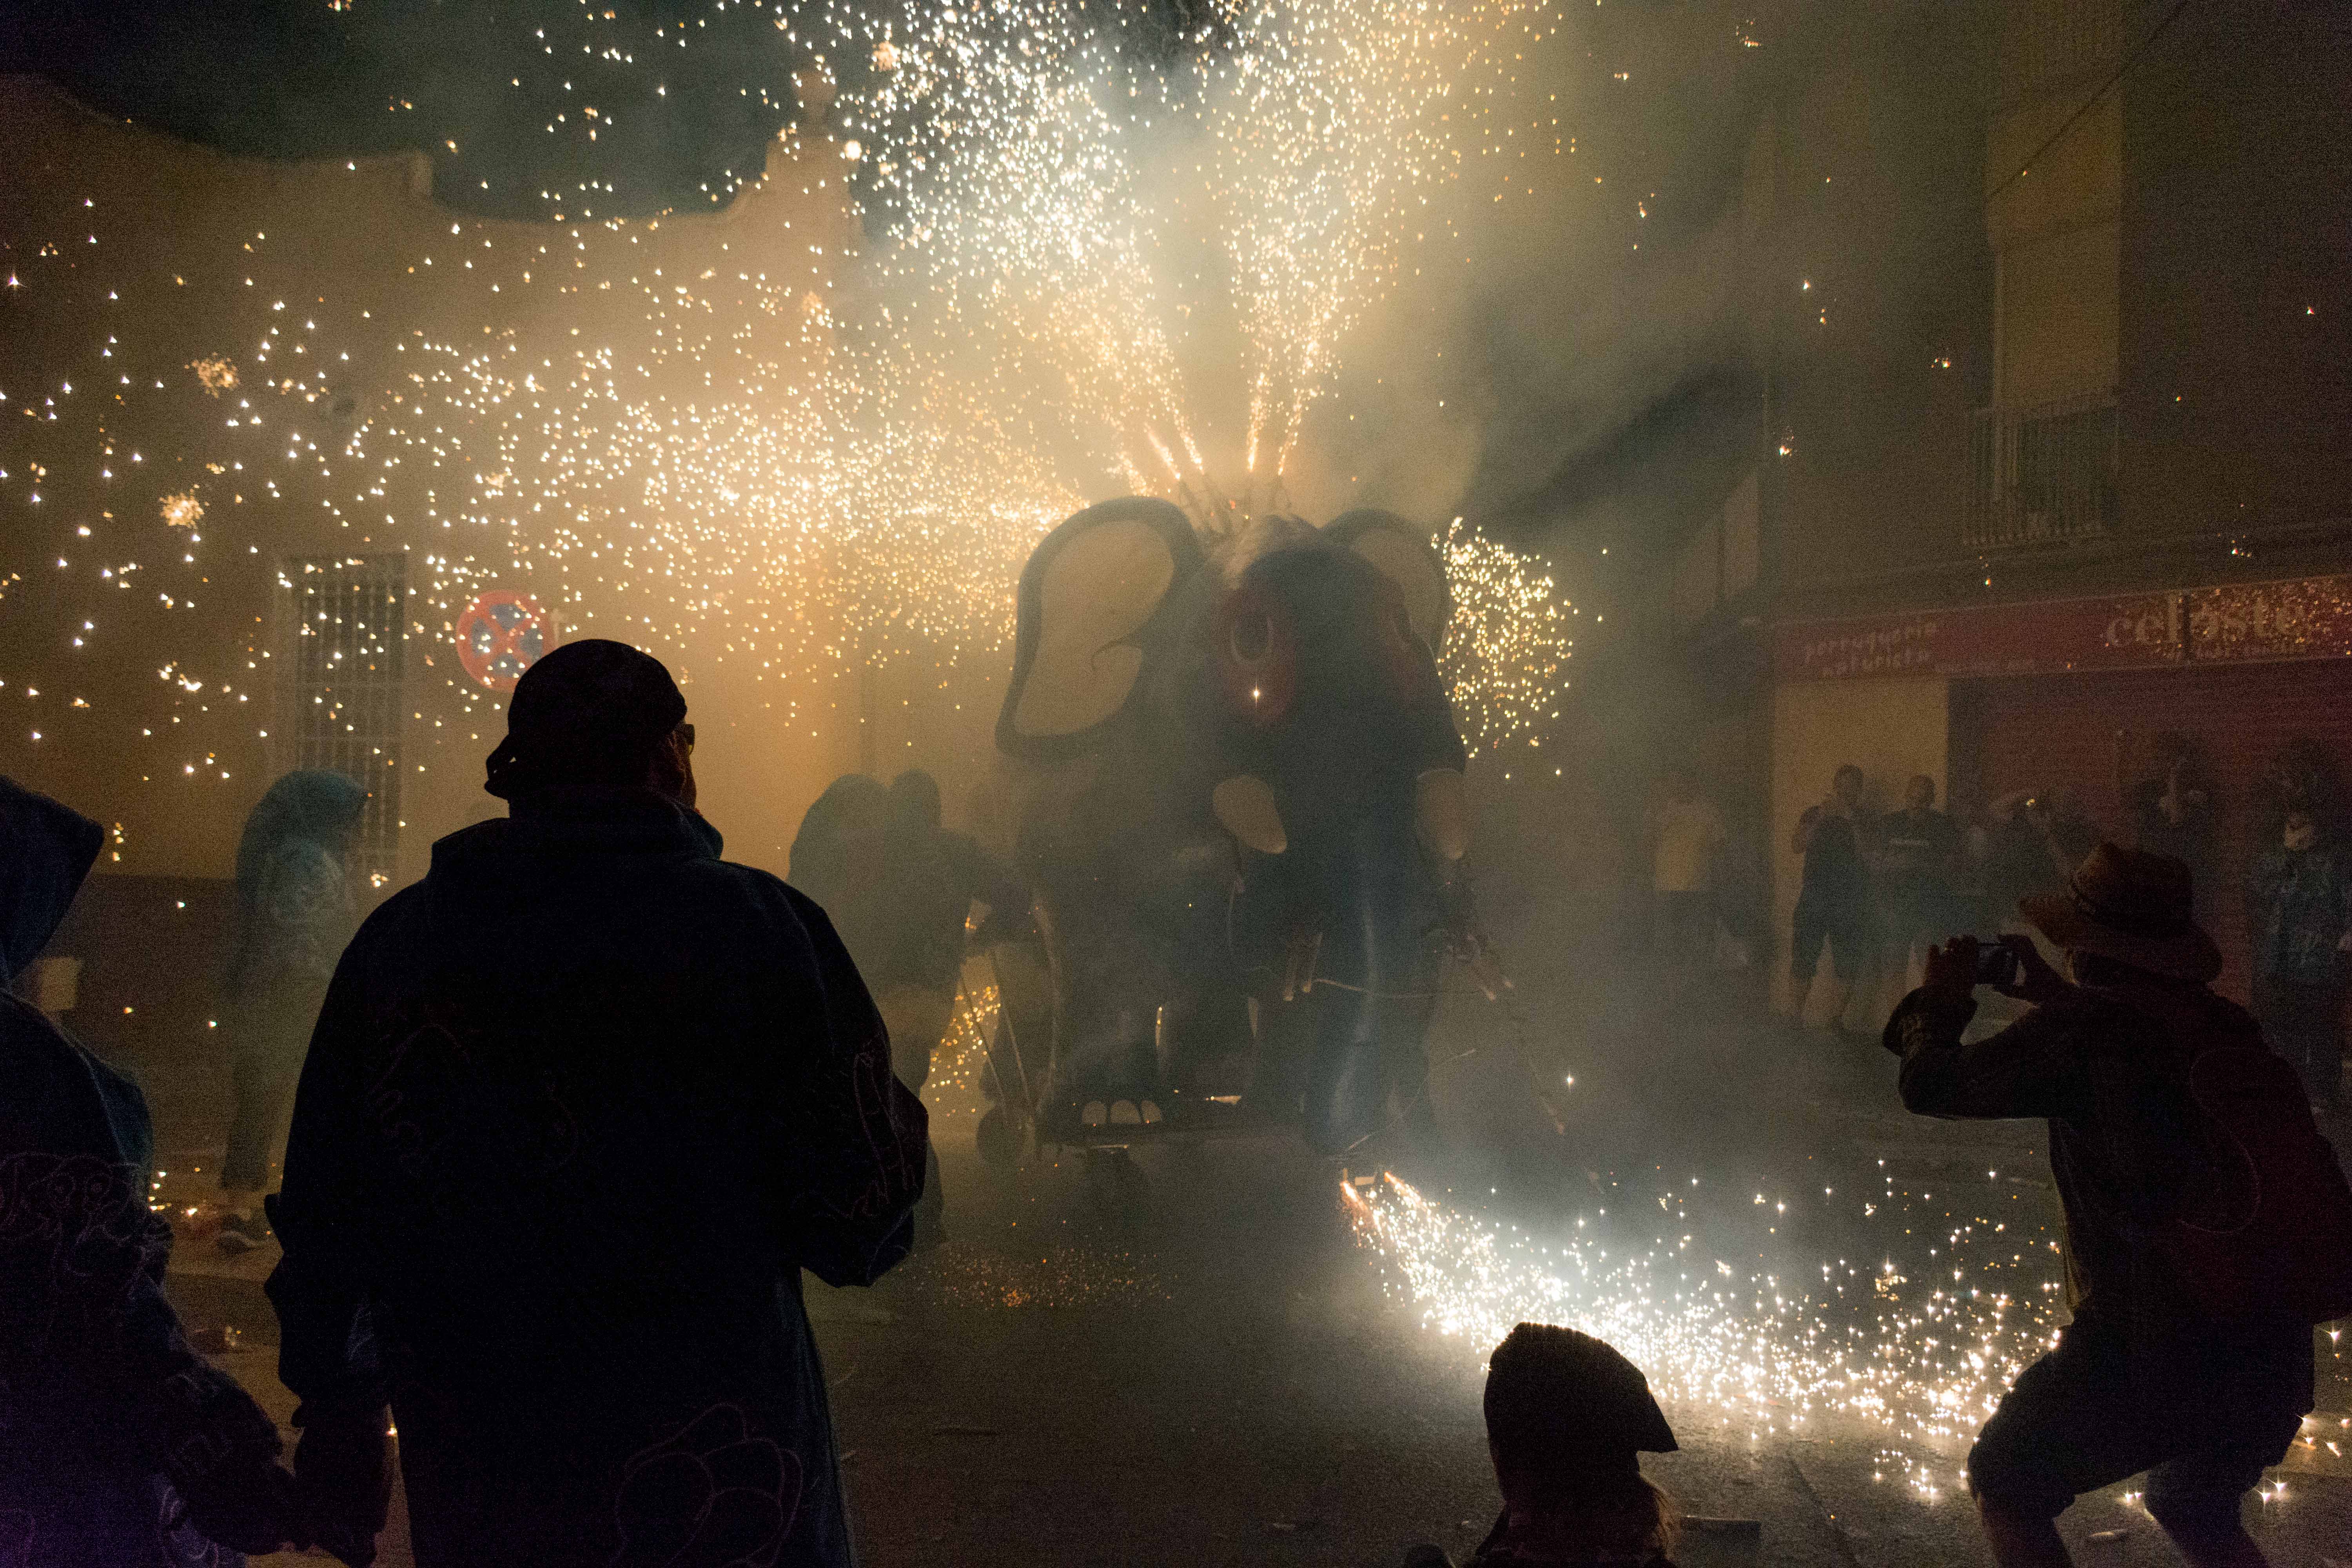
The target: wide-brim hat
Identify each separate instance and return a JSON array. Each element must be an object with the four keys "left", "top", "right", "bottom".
[{"left": 2019, "top": 840, "right": 2222, "bottom": 983}]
